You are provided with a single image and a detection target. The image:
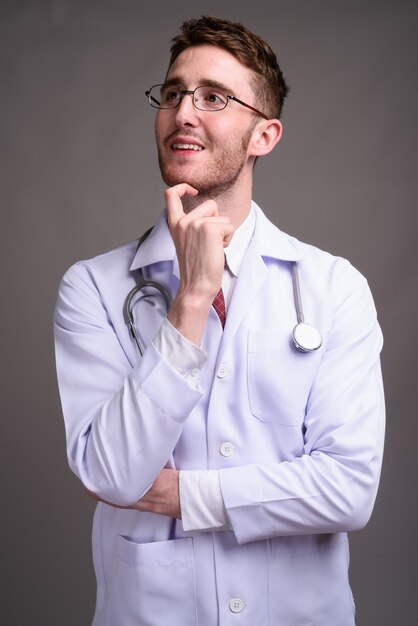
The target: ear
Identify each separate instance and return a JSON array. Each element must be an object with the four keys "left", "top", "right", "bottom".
[{"left": 248, "top": 119, "right": 283, "bottom": 158}]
